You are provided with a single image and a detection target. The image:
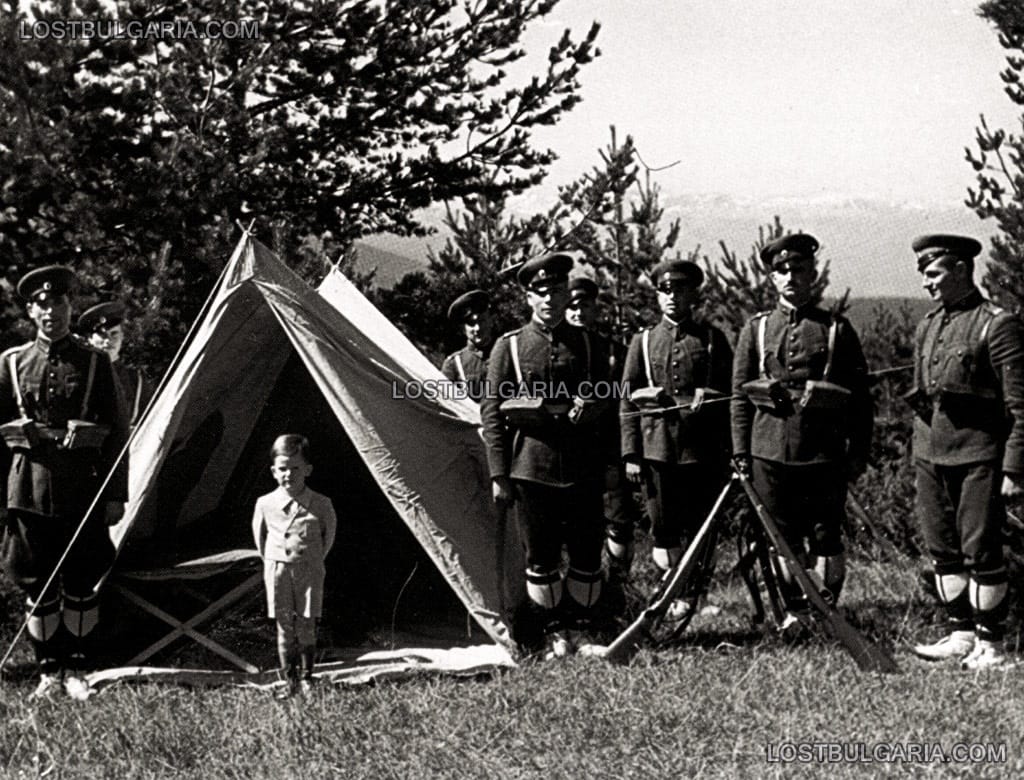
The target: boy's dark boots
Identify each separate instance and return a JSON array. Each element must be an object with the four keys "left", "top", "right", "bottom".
[
  {"left": 299, "top": 646, "right": 316, "bottom": 694},
  {"left": 275, "top": 653, "right": 299, "bottom": 700}
]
